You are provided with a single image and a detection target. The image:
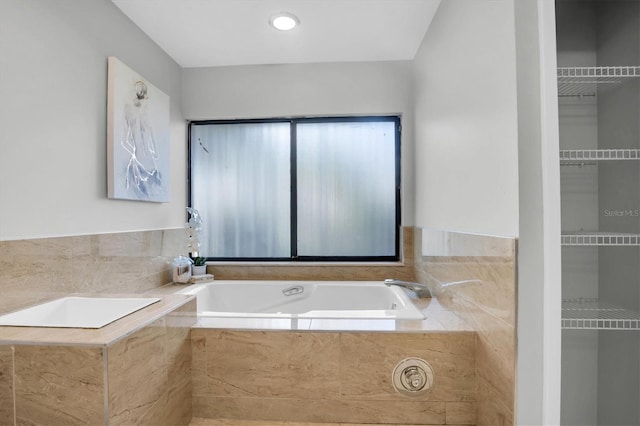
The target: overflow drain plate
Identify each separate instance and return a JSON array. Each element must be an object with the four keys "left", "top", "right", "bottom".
[{"left": 392, "top": 357, "right": 434, "bottom": 397}]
